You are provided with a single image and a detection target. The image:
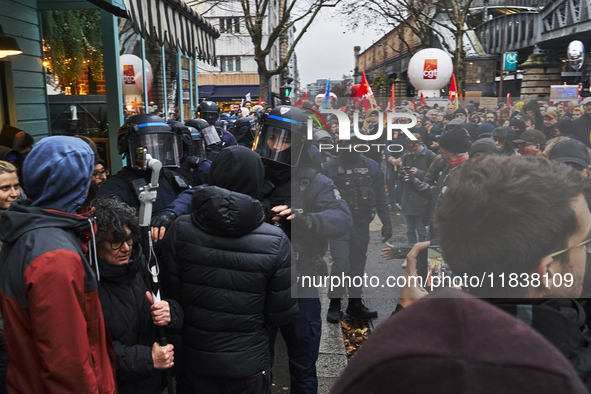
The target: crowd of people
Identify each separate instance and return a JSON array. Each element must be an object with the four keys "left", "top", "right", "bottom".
[{"left": 1, "top": 95, "right": 591, "bottom": 393}]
